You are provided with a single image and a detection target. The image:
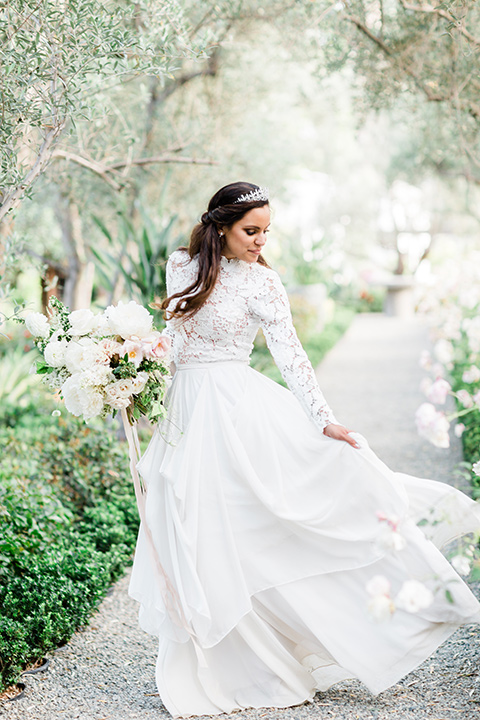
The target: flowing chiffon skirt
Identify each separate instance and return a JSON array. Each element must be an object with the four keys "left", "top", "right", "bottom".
[{"left": 129, "top": 361, "right": 480, "bottom": 718}]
